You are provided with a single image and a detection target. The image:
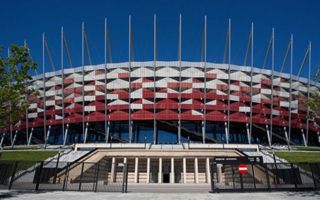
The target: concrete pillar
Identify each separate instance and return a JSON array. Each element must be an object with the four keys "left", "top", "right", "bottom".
[
  {"left": 183, "top": 157, "right": 187, "bottom": 184},
  {"left": 170, "top": 157, "right": 175, "bottom": 183},
  {"left": 134, "top": 157, "right": 139, "bottom": 183},
  {"left": 111, "top": 157, "right": 116, "bottom": 183},
  {"left": 206, "top": 157, "right": 211, "bottom": 183},
  {"left": 217, "top": 164, "right": 223, "bottom": 183},
  {"left": 194, "top": 157, "right": 199, "bottom": 183},
  {"left": 158, "top": 157, "right": 162, "bottom": 183},
  {"left": 146, "top": 157, "right": 150, "bottom": 183}
]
